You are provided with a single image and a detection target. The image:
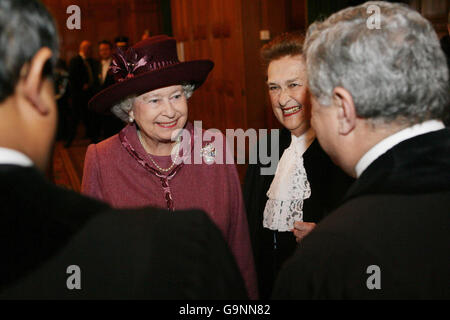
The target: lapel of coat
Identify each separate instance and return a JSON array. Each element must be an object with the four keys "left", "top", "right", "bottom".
[{"left": 341, "top": 128, "right": 450, "bottom": 203}]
